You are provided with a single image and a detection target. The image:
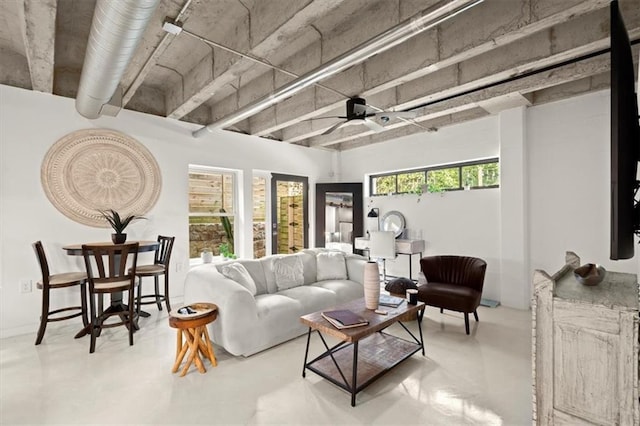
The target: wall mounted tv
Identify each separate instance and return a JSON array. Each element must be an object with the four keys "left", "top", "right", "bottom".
[{"left": 610, "top": 0, "right": 640, "bottom": 260}]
